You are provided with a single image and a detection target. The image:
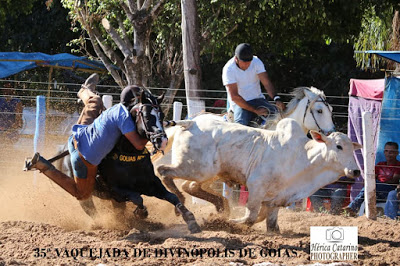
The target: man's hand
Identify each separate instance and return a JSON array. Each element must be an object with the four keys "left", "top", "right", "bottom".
[
  {"left": 254, "top": 107, "right": 269, "bottom": 116},
  {"left": 275, "top": 100, "right": 285, "bottom": 111}
]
